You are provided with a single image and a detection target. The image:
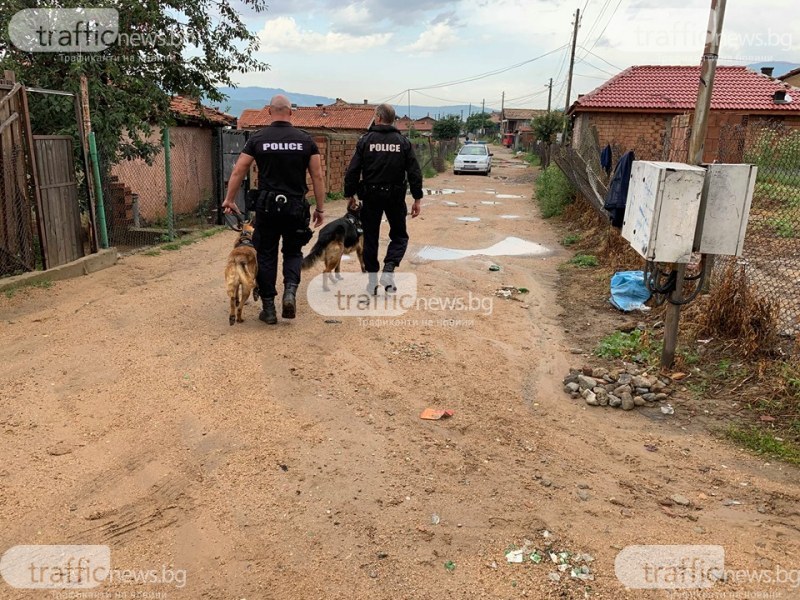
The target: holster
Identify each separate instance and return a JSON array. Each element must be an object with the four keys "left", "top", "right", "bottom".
[{"left": 247, "top": 189, "right": 309, "bottom": 220}]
